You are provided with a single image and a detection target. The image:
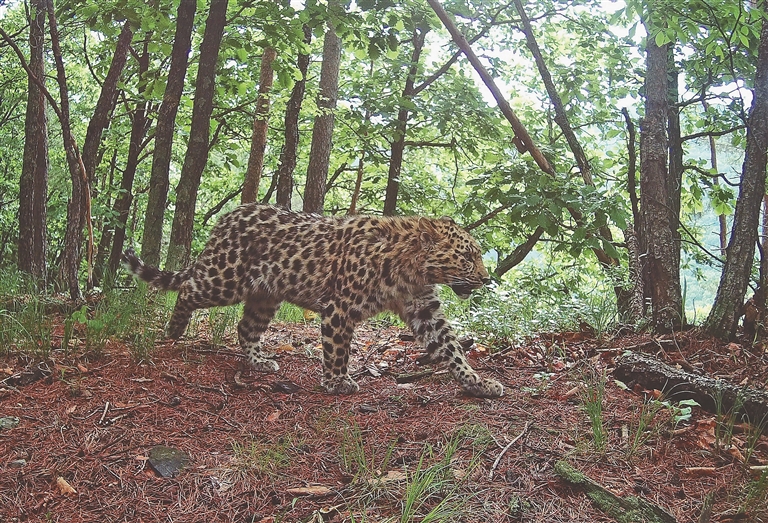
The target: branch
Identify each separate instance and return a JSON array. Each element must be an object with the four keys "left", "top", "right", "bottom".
[
  {"left": 681, "top": 124, "right": 746, "bottom": 142},
  {"left": 0, "top": 25, "right": 63, "bottom": 121},
  {"left": 426, "top": 0, "right": 554, "bottom": 176},
  {"left": 202, "top": 184, "right": 244, "bottom": 226},
  {"left": 403, "top": 139, "right": 455, "bottom": 148},
  {"left": 494, "top": 226, "right": 545, "bottom": 277},
  {"left": 466, "top": 202, "right": 511, "bottom": 231},
  {"left": 682, "top": 164, "right": 739, "bottom": 187}
]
